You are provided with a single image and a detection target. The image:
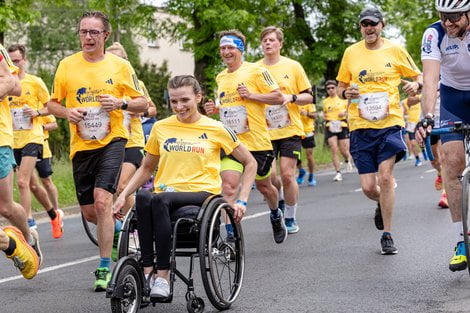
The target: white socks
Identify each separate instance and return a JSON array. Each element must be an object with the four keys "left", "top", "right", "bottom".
[
  {"left": 454, "top": 221, "right": 464, "bottom": 242},
  {"left": 285, "top": 203, "right": 297, "bottom": 219}
]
